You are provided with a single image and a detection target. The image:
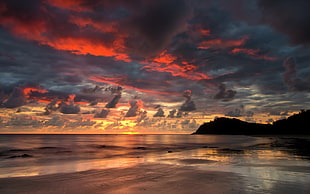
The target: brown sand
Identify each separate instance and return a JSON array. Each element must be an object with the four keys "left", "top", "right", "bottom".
[{"left": 0, "top": 163, "right": 248, "bottom": 194}]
